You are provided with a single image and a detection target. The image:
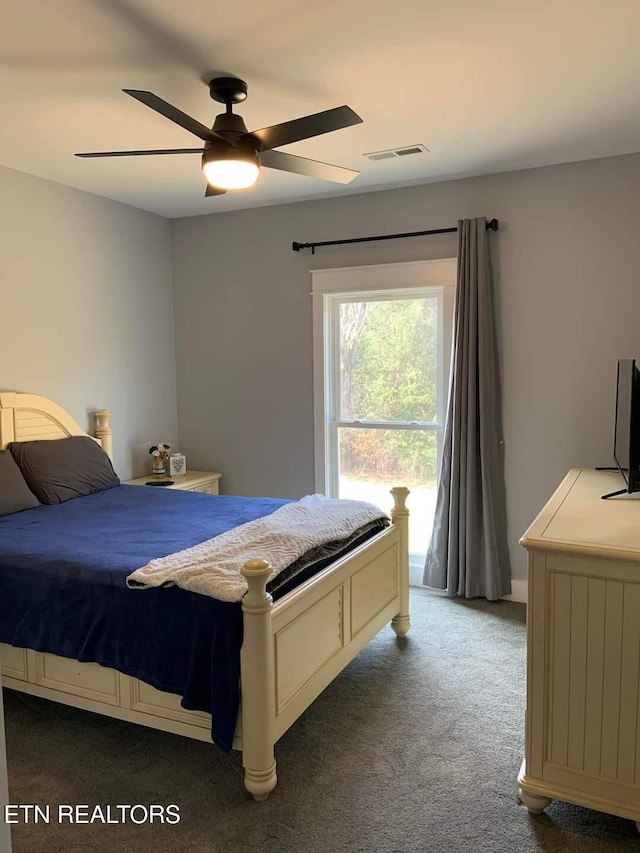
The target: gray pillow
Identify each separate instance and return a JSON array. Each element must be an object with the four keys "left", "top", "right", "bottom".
[
  {"left": 0, "top": 449, "right": 40, "bottom": 516},
  {"left": 9, "top": 436, "right": 120, "bottom": 505}
]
